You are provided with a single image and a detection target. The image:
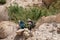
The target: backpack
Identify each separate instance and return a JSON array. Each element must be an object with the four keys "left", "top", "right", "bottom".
[{"left": 19, "top": 21, "right": 25, "bottom": 29}]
